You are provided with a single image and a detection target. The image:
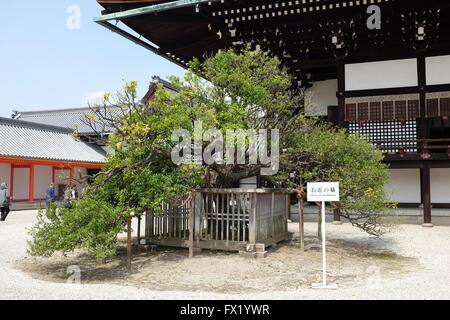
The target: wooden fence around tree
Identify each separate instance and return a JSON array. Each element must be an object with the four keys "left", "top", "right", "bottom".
[{"left": 145, "top": 189, "right": 291, "bottom": 251}]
